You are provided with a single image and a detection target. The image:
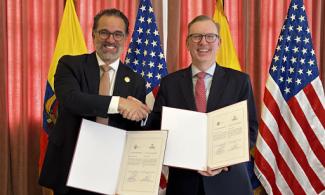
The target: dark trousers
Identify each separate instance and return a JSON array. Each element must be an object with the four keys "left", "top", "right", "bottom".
[
  {"left": 54, "top": 188, "right": 102, "bottom": 195},
  {"left": 197, "top": 177, "right": 206, "bottom": 195},
  {"left": 166, "top": 174, "right": 206, "bottom": 195}
]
